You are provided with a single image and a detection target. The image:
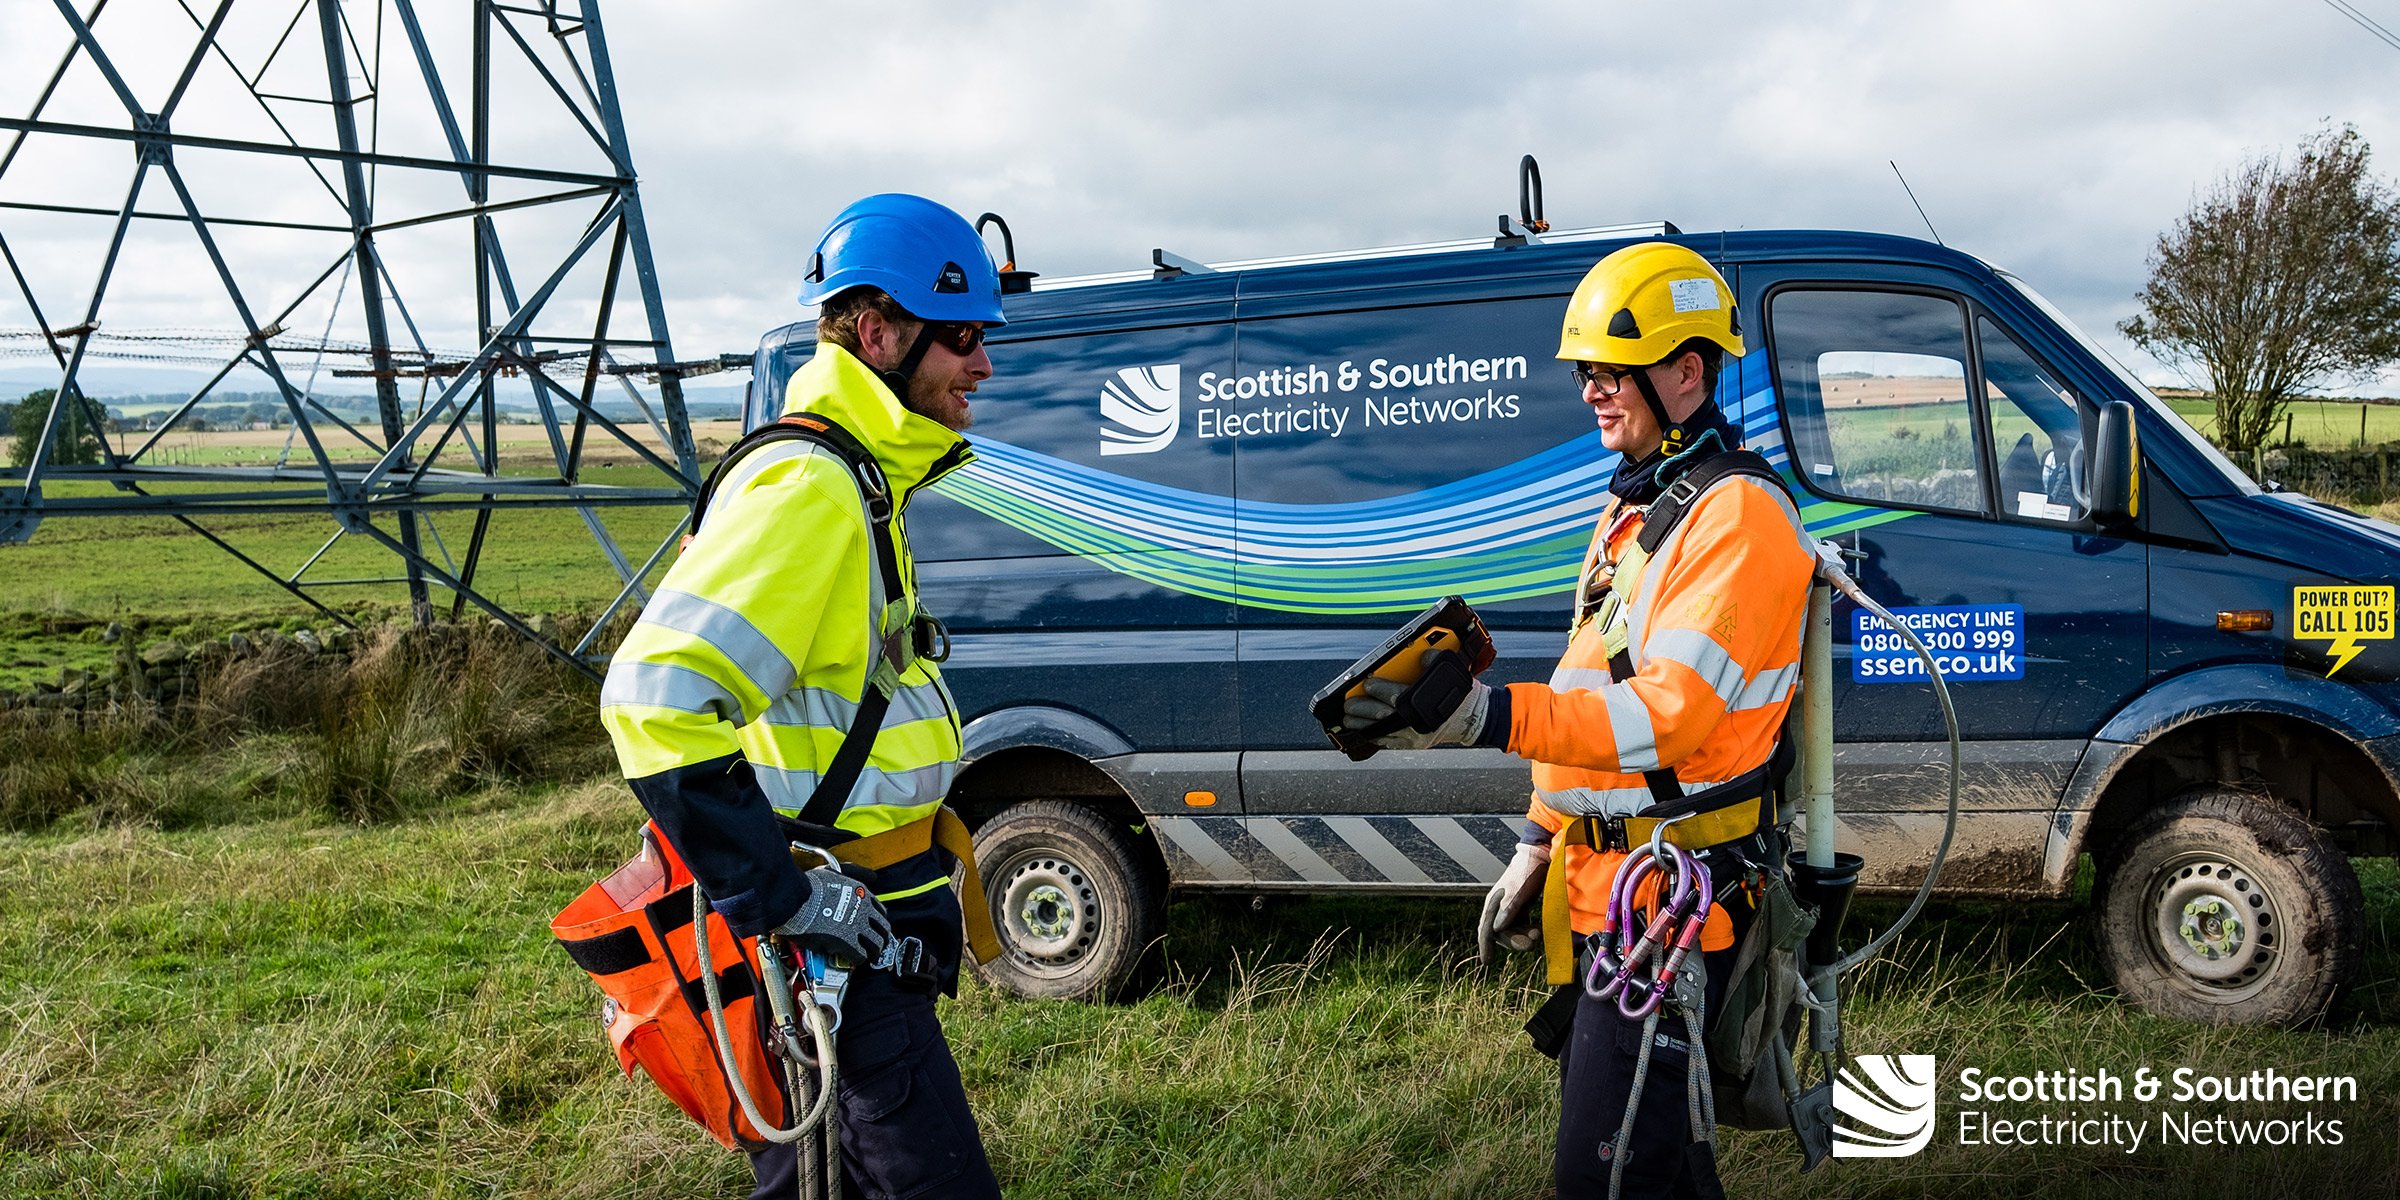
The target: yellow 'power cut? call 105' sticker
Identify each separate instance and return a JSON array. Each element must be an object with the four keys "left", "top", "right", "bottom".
[{"left": 2294, "top": 585, "right": 2395, "bottom": 678}]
